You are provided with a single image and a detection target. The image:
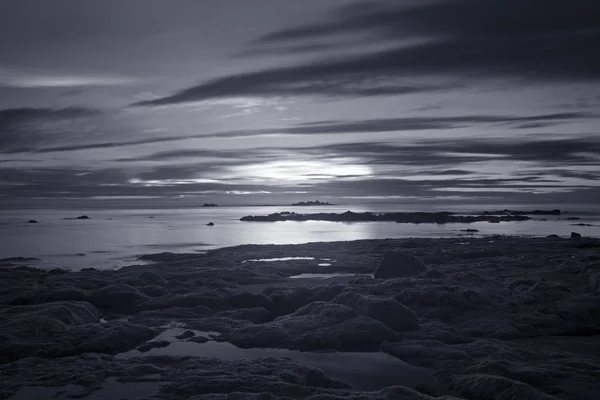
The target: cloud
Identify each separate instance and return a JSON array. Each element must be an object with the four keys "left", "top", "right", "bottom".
[
  {"left": 0, "top": 107, "right": 101, "bottom": 153},
  {"left": 135, "top": 0, "right": 600, "bottom": 106}
]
